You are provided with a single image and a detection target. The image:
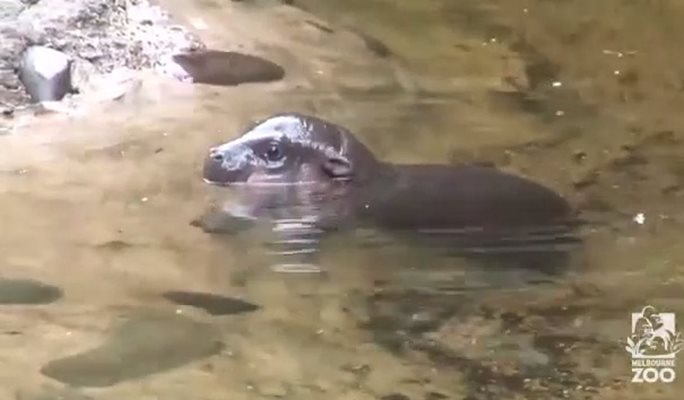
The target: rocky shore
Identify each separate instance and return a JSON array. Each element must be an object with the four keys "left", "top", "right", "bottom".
[{"left": 0, "top": 0, "right": 204, "bottom": 113}]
